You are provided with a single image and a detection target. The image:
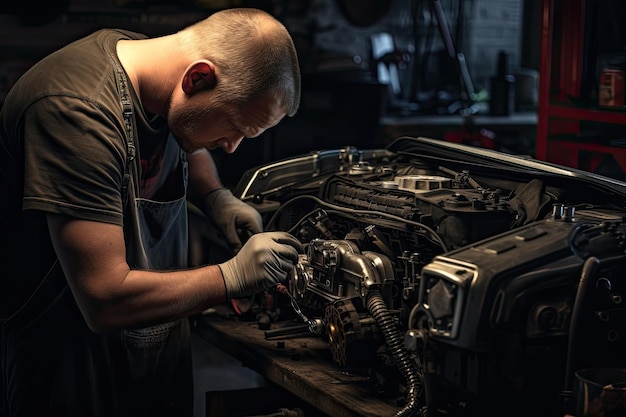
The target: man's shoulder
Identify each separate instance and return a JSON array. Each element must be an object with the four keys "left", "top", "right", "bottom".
[{"left": 6, "top": 30, "right": 136, "bottom": 118}]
